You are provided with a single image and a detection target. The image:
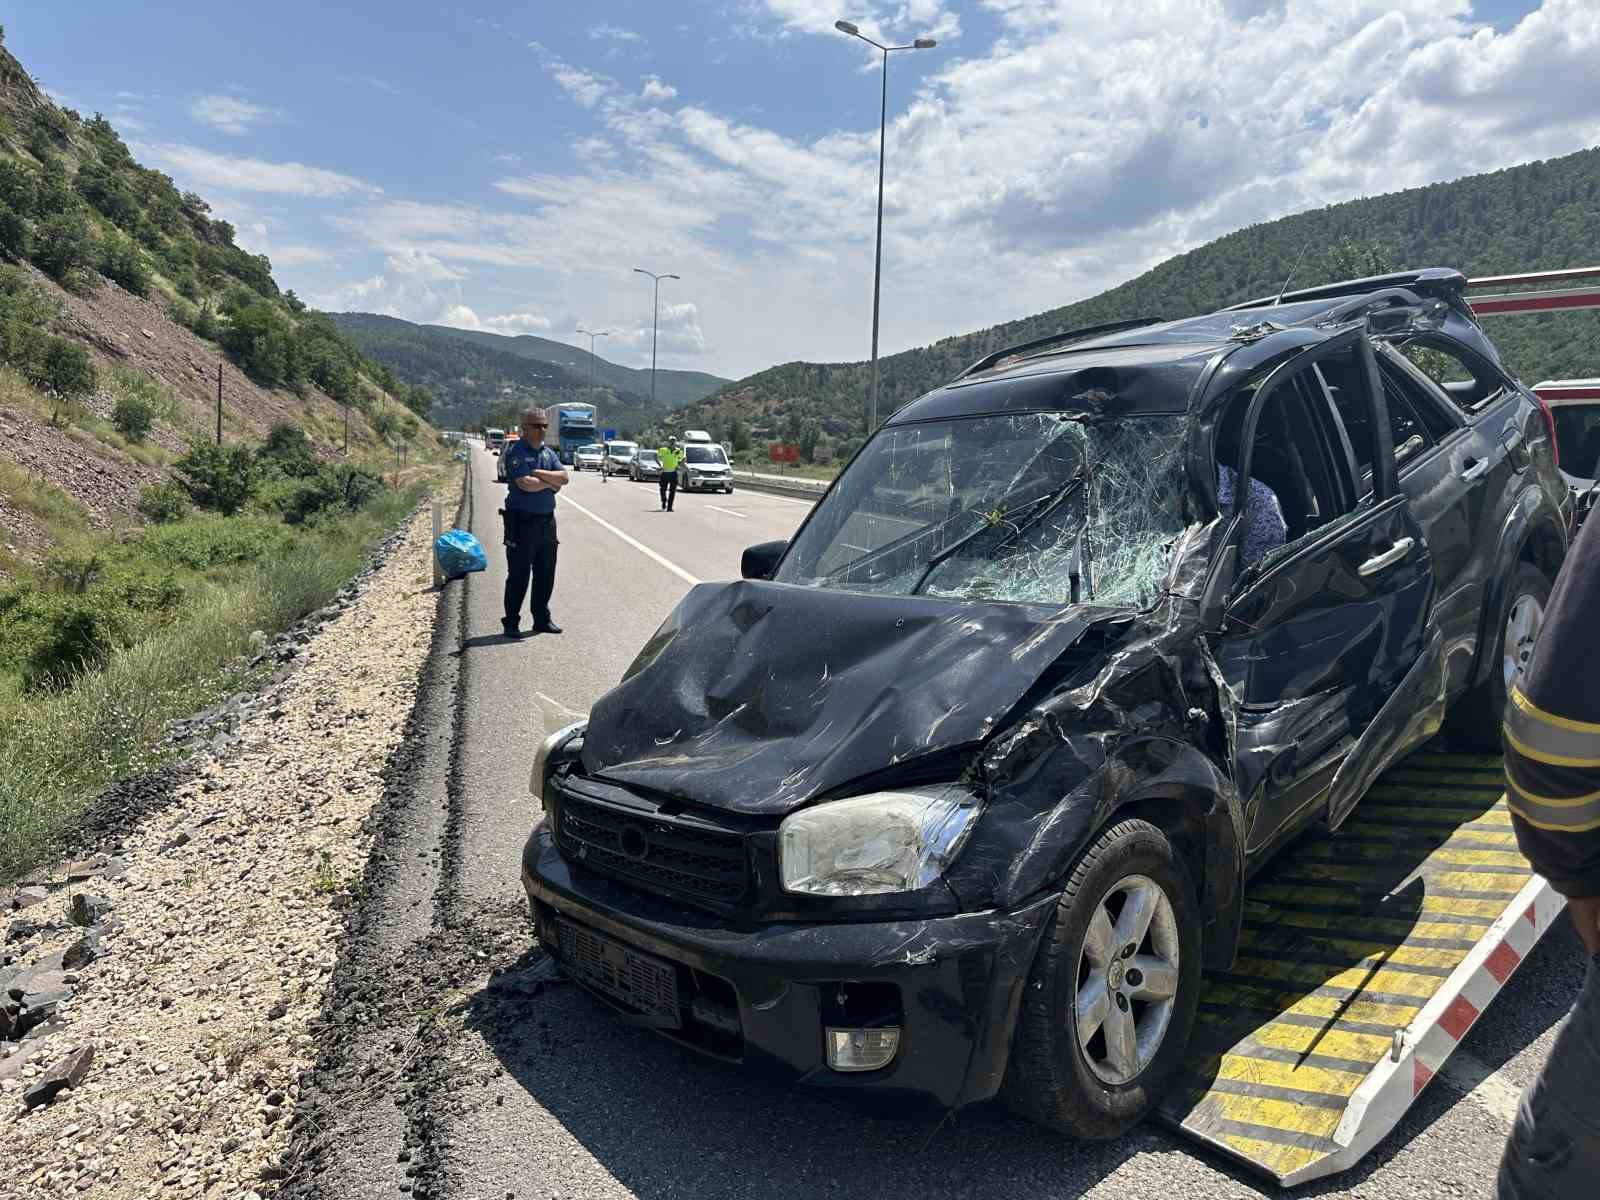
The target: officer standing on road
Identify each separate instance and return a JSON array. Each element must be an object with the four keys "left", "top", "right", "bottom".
[
  {"left": 657, "top": 436, "right": 682, "bottom": 512},
  {"left": 501, "top": 410, "right": 569, "bottom": 638},
  {"left": 1498, "top": 514, "right": 1600, "bottom": 1200}
]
